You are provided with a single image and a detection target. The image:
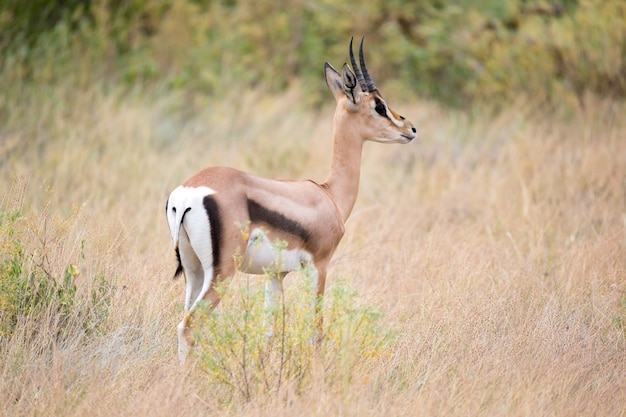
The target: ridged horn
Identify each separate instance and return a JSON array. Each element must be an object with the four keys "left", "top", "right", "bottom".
[
  {"left": 349, "top": 37, "right": 367, "bottom": 92},
  {"left": 358, "top": 37, "right": 377, "bottom": 92}
]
